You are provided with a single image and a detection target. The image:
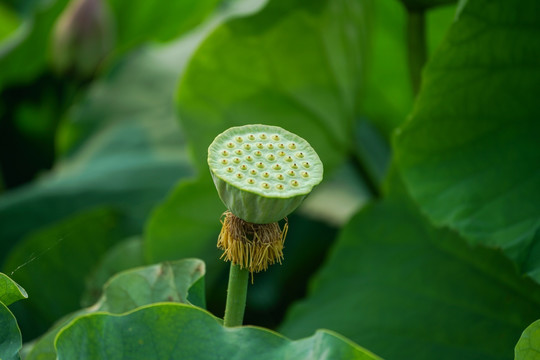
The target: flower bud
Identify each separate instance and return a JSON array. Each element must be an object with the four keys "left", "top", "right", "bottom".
[{"left": 50, "top": 0, "right": 115, "bottom": 78}]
